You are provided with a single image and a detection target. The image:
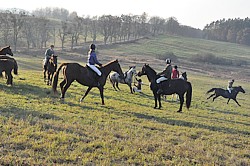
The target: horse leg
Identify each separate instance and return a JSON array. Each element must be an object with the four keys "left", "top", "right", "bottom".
[
  {"left": 233, "top": 98, "right": 241, "bottom": 106},
  {"left": 227, "top": 98, "right": 230, "bottom": 104},
  {"left": 116, "top": 82, "right": 121, "bottom": 91},
  {"left": 212, "top": 95, "right": 219, "bottom": 101},
  {"left": 129, "top": 84, "right": 133, "bottom": 94},
  {"left": 153, "top": 92, "right": 158, "bottom": 109},
  {"left": 207, "top": 93, "right": 215, "bottom": 99},
  {"left": 177, "top": 95, "right": 184, "bottom": 112},
  {"left": 43, "top": 68, "right": 47, "bottom": 83},
  {"left": 47, "top": 73, "right": 50, "bottom": 85},
  {"left": 60, "top": 80, "right": 73, "bottom": 99},
  {"left": 111, "top": 81, "right": 117, "bottom": 91},
  {"left": 80, "top": 86, "right": 93, "bottom": 103},
  {"left": 59, "top": 79, "right": 66, "bottom": 92},
  {"left": 98, "top": 86, "right": 105, "bottom": 105},
  {"left": 158, "top": 94, "right": 162, "bottom": 109}
]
